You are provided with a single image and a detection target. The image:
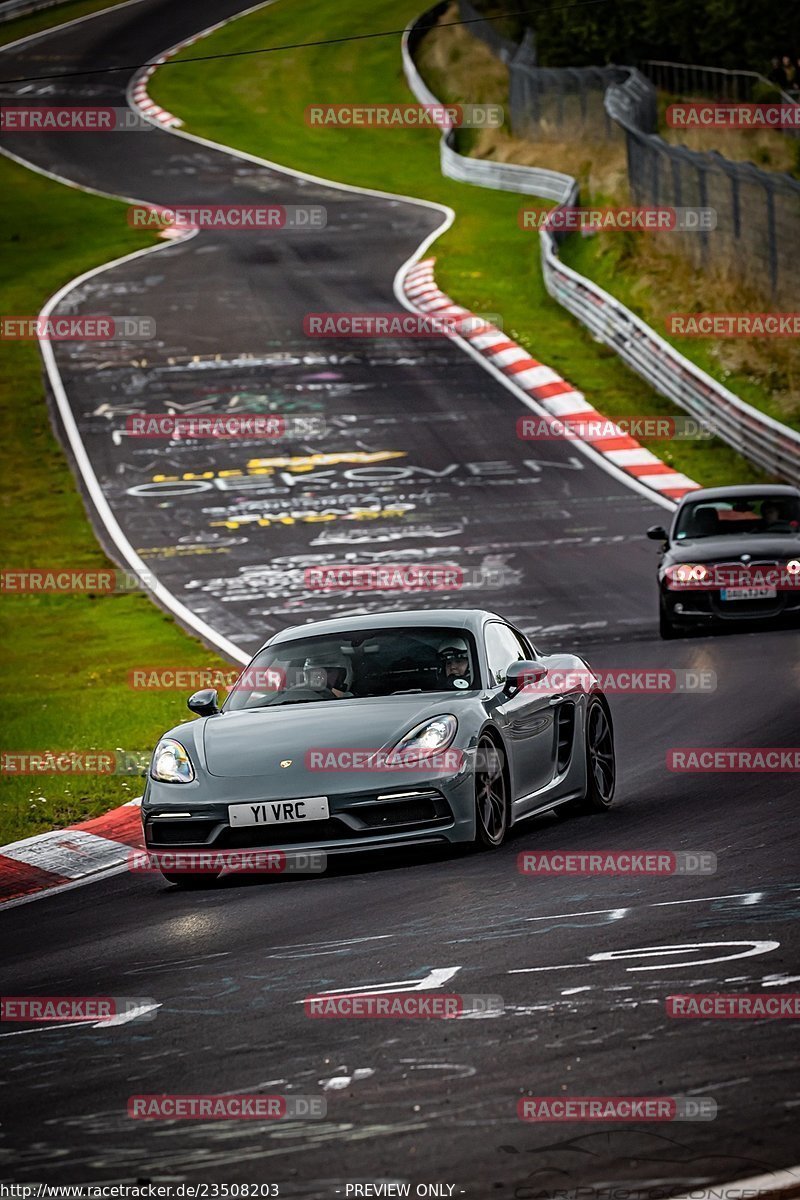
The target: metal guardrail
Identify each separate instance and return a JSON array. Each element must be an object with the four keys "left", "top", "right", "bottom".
[
  {"left": 441, "top": 138, "right": 576, "bottom": 200},
  {"left": 0, "top": 0, "right": 69, "bottom": 21},
  {"left": 402, "top": 8, "right": 800, "bottom": 486}
]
